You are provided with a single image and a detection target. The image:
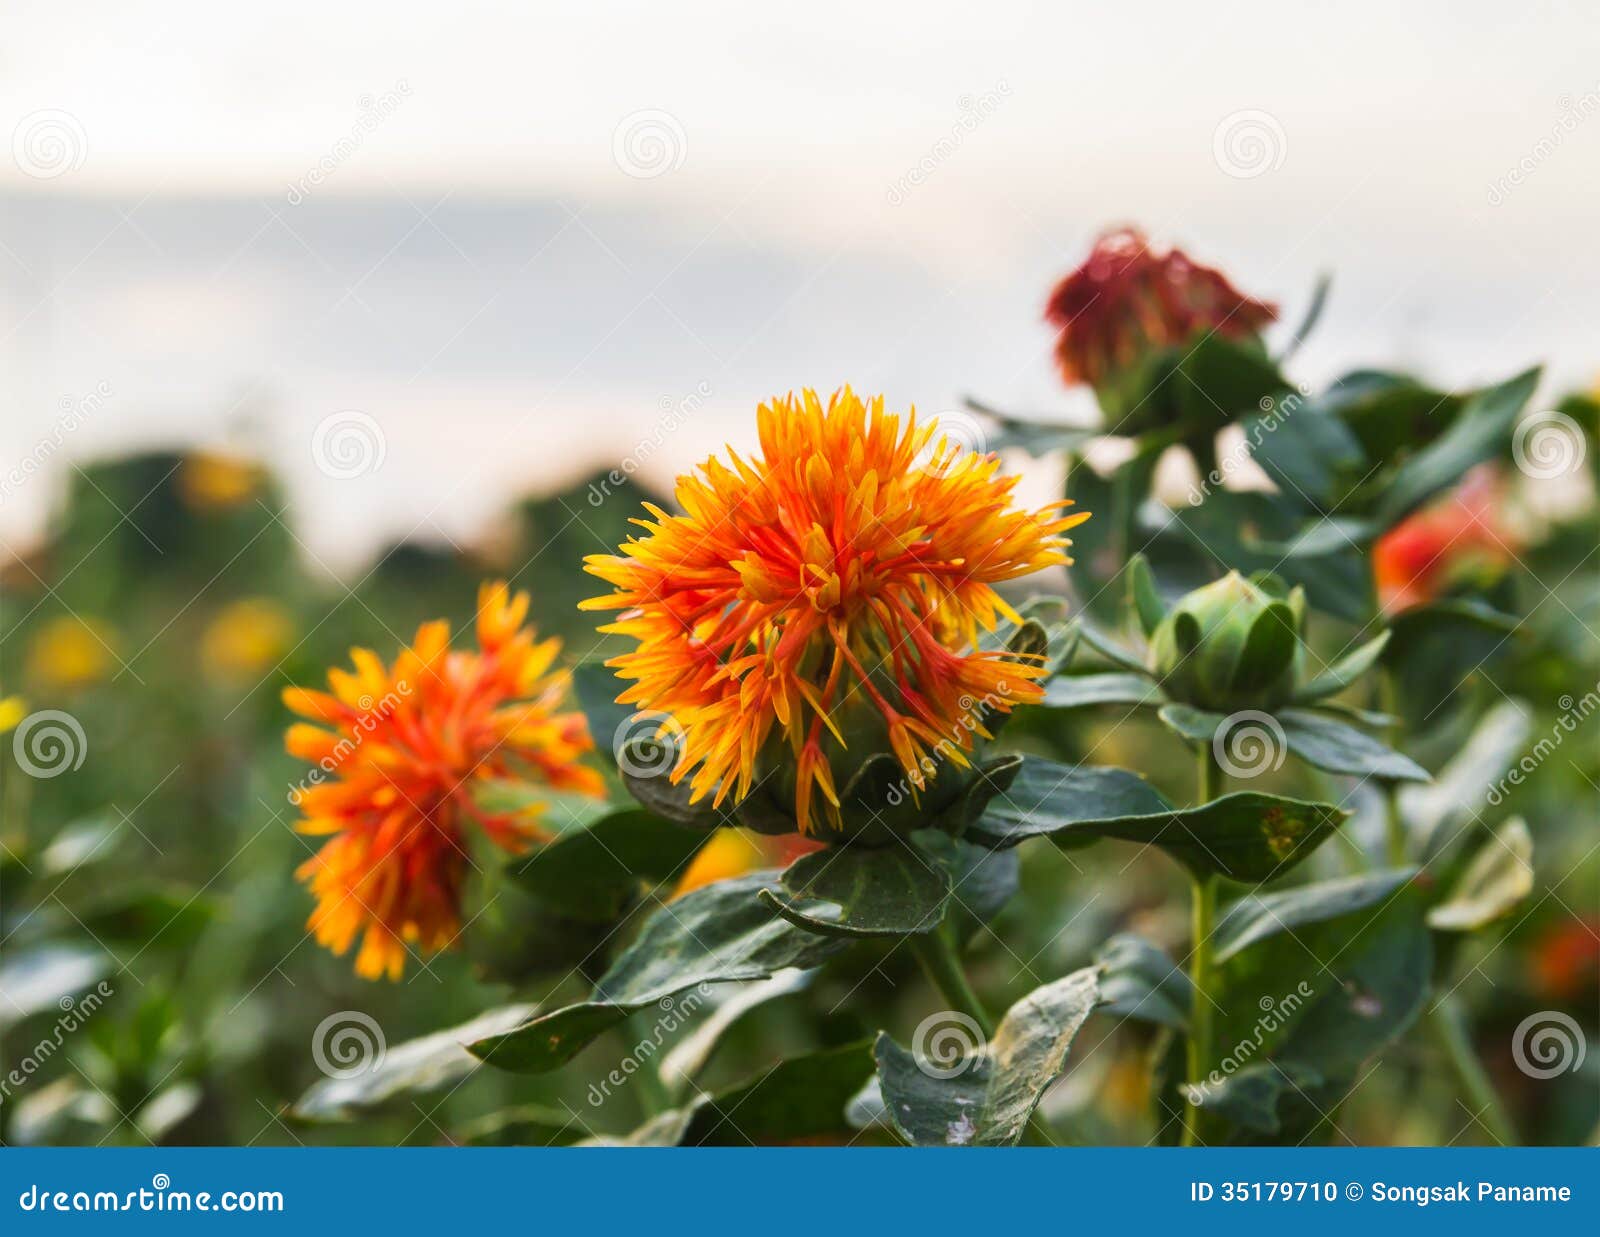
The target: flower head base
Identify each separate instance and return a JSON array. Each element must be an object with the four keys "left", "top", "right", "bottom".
[
  {"left": 1147, "top": 571, "right": 1303, "bottom": 713},
  {"left": 285, "top": 582, "right": 601, "bottom": 980},
  {"left": 1045, "top": 227, "right": 1277, "bottom": 424},
  {"left": 583, "top": 387, "right": 1087, "bottom": 839}
]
